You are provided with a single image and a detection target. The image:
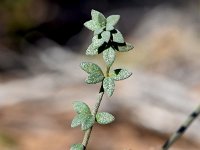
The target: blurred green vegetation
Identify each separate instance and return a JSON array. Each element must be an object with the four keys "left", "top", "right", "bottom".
[
  {"left": 0, "top": 0, "right": 37, "bottom": 31},
  {"left": 0, "top": 131, "right": 18, "bottom": 149},
  {"left": 0, "top": 0, "right": 46, "bottom": 51}
]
